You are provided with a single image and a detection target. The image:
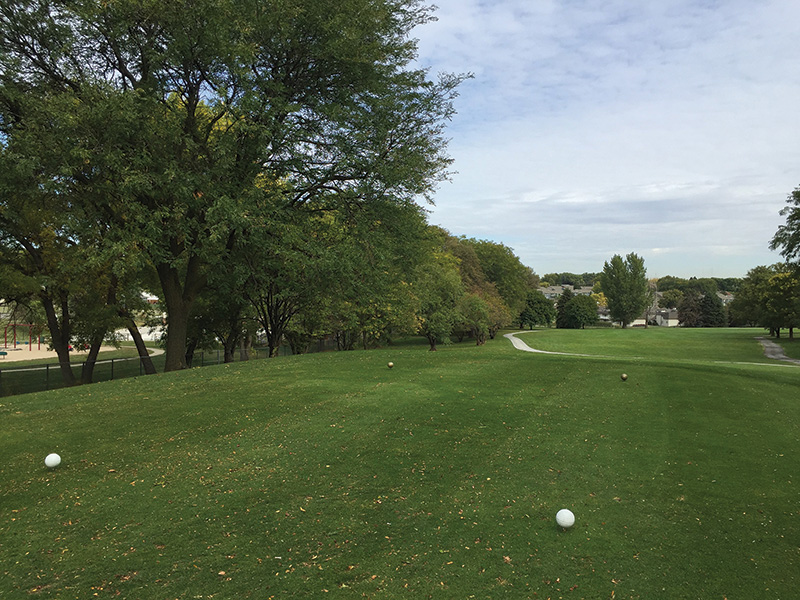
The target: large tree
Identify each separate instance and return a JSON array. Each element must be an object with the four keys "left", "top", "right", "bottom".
[
  {"left": 413, "top": 253, "right": 464, "bottom": 351},
  {"left": 698, "top": 292, "right": 726, "bottom": 327},
  {"left": 461, "top": 238, "right": 537, "bottom": 316},
  {"left": 457, "top": 294, "right": 490, "bottom": 345},
  {"left": 678, "top": 290, "right": 702, "bottom": 327},
  {"left": 0, "top": 0, "right": 464, "bottom": 371},
  {"left": 555, "top": 289, "right": 597, "bottom": 329},
  {"left": 520, "top": 289, "right": 556, "bottom": 328},
  {"left": 566, "top": 294, "right": 599, "bottom": 329},
  {"left": 555, "top": 287, "right": 574, "bottom": 329},
  {"left": 599, "top": 253, "right": 651, "bottom": 328},
  {"left": 770, "top": 186, "right": 800, "bottom": 262},
  {"left": 763, "top": 271, "right": 800, "bottom": 339},
  {"left": 728, "top": 264, "right": 793, "bottom": 335}
]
